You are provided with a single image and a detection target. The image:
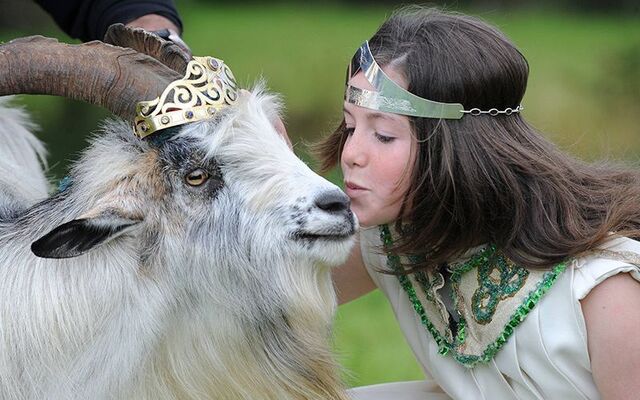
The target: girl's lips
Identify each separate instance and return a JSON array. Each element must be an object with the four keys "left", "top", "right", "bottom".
[
  {"left": 345, "top": 181, "right": 366, "bottom": 190},
  {"left": 345, "top": 181, "right": 367, "bottom": 196}
]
